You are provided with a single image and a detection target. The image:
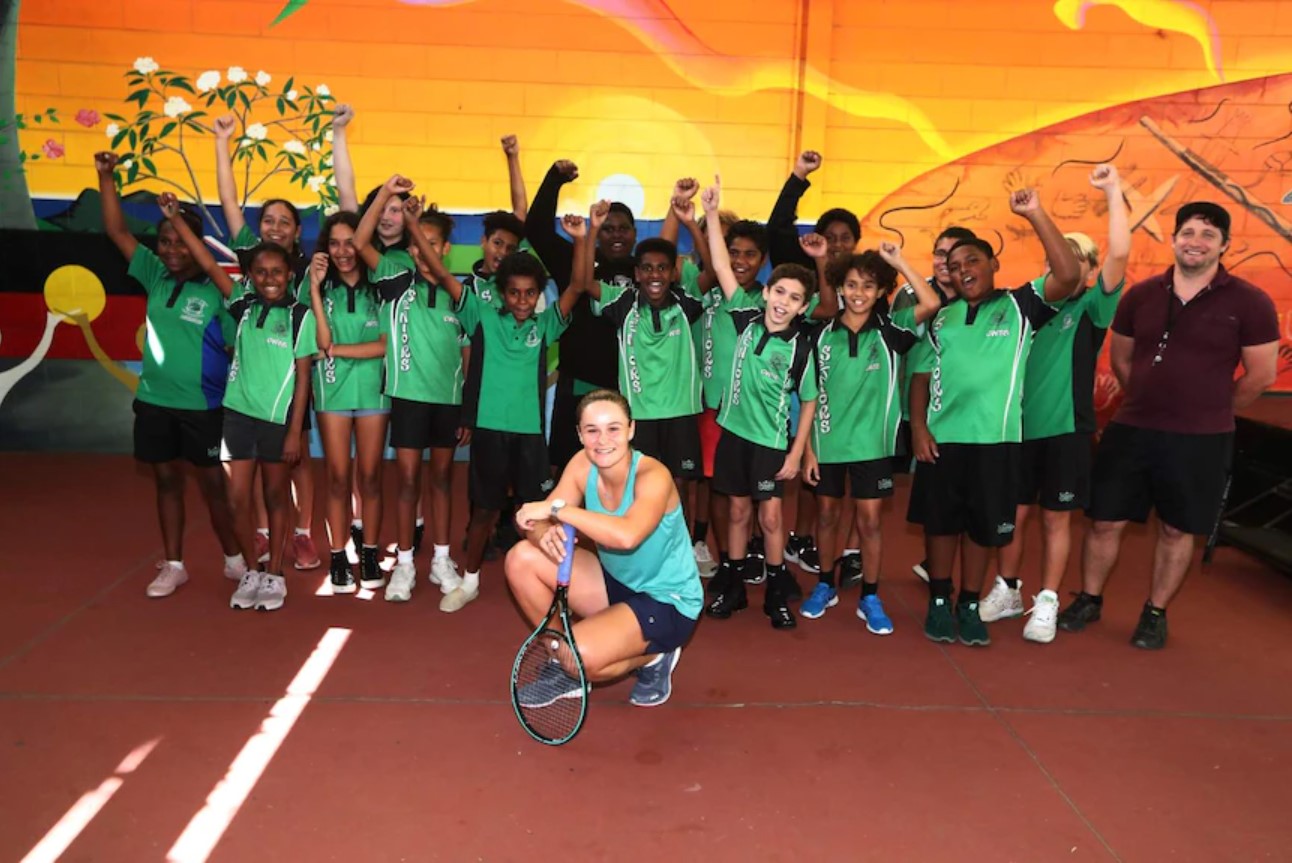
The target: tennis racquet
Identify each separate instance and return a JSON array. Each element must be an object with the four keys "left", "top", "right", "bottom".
[{"left": 510, "top": 527, "right": 589, "bottom": 745}]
